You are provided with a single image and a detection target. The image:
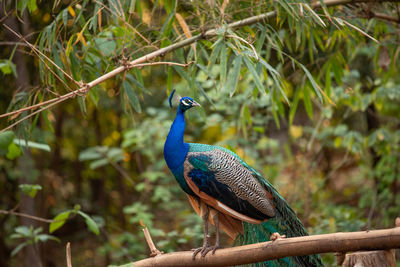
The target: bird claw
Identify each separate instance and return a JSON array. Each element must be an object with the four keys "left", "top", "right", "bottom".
[
  {"left": 191, "top": 245, "right": 221, "bottom": 259},
  {"left": 191, "top": 247, "right": 204, "bottom": 259},
  {"left": 270, "top": 232, "right": 286, "bottom": 241},
  {"left": 211, "top": 245, "right": 222, "bottom": 255}
]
